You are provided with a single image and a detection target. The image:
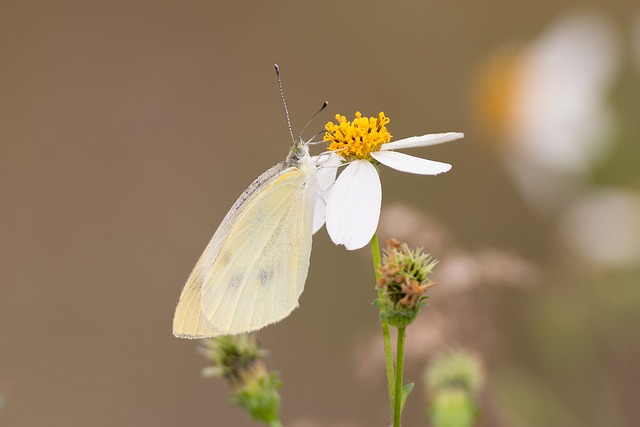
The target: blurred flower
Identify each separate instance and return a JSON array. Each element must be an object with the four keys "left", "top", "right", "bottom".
[
  {"left": 425, "top": 350, "right": 484, "bottom": 427},
  {"left": 475, "top": 11, "right": 620, "bottom": 213},
  {"left": 436, "top": 249, "right": 538, "bottom": 291},
  {"left": 426, "top": 349, "right": 484, "bottom": 393},
  {"left": 200, "top": 335, "right": 282, "bottom": 425},
  {"left": 377, "top": 203, "right": 451, "bottom": 253},
  {"left": 323, "top": 112, "right": 462, "bottom": 250},
  {"left": 200, "top": 334, "right": 264, "bottom": 380},
  {"left": 559, "top": 189, "right": 640, "bottom": 267}
]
